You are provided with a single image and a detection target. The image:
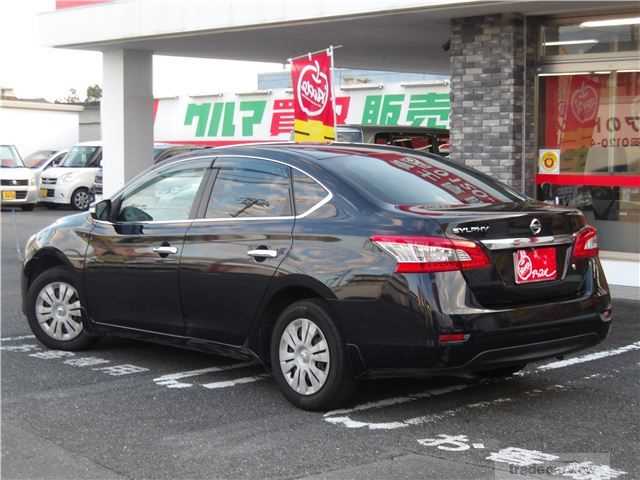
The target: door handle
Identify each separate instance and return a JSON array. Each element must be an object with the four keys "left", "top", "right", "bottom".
[
  {"left": 152, "top": 246, "right": 178, "bottom": 256},
  {"left": 247, "top": 249, "right": 278, "bottom": 259}
]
